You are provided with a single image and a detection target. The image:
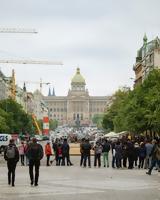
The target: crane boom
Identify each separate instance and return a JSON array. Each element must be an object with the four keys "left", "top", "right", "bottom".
[
  {"left": 0, "top": 59, "right": 63, "bottom": 65},
  {"left": 0, "top": 28, "right": 37, "bottom": 33}
]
